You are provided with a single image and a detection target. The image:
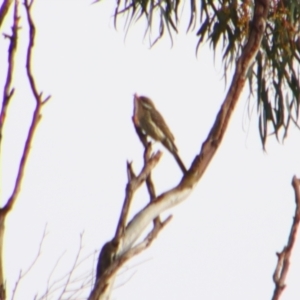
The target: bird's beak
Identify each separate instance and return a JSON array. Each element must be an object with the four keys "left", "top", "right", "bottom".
[
  {"left": 133, "top": 93, "right": 139, "bottom": 108},
  {"left": 133, "top": 93, "right": 139, "bottom": 125}
]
